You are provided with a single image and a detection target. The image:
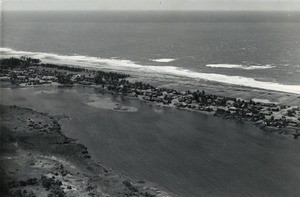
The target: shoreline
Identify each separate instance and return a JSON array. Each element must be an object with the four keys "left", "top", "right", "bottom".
[
  {"left": 1, "top": 57, "right": 299, "bottom": 139},
  {"left": 0, "top": 104, "right": 171, "bottom": 197}
]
